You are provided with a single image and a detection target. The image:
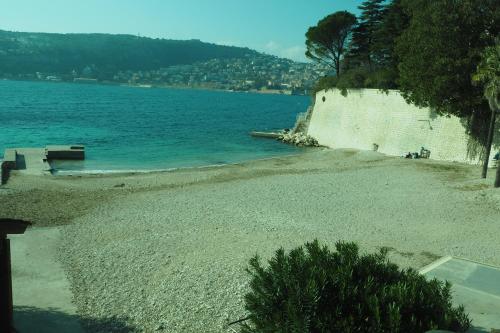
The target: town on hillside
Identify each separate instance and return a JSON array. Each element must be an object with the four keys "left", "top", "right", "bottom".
[
  {"left": 3, "top": 53, "right": 330, "bottom": 95},
  {"left": 111, "top": 55, "right": 329, "bottom": 94},
  {"left": 10, "top": 55, "right": 329, "bottom": 95}
]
